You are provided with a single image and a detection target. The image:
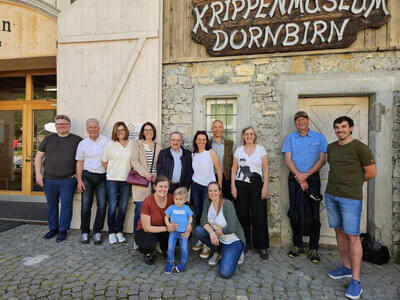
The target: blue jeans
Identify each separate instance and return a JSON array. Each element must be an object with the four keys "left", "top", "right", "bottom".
[
  {"left": 190, "top": 182, "right": 208, "bottom": 224},
  {"left": 107, "top": 180, "right": 130, "bottom": 233},
  {"left": 43, "top": 177, "right": 77, "bottom": 232},
  {"left": 167, "top": 231, "right": 188, "bottom": 264},
  {"left": 325, "top": 194, "right": 363, "bottom": 235},
  {"left": 133, "top": 201, "right": 142, "bottom": 233},
  {"left": 195, "top": 226, "right": 244, "bottom": 279},
  {"left": 80, "top": 171, "right": 107, "bottom": 233}
]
